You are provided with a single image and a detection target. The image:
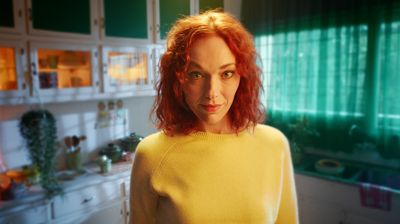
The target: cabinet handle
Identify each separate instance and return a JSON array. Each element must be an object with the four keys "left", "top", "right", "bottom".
[
  {"left": 31, "top": 62, "right": 37, "bottom": 76},
  {"left": 156, "top": 24, "right": 160, "bottom": 33},
  {"left": 28, "top": 8, "right": 32, "bottom": 21},
  {"left": 82, "top": 196, "right": 94, "bottom": 204},
  {"left": 100, "top": 18, "right": 105, "bottom": 29}
]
